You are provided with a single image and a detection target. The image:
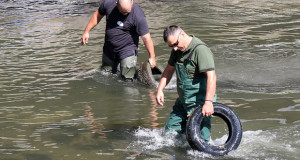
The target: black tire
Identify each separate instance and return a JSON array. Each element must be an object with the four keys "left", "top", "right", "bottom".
[{"left": 186, "top": 103, "right": 242, "bottom": 156}]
